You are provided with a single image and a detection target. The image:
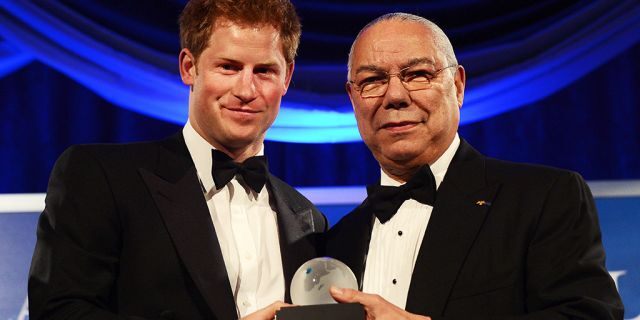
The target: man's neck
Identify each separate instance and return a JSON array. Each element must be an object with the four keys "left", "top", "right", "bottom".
[
  {"left": 381, "top": 165, "right": 421, "bottom": 183},
  {"left": 214, "top": 143, "right": 263, "bottom": 163},
  {"left": 380, "top": 149, "right": 446, "bottom": 183},
  {"left": 186, "top": 120, "right": 264, "bottom": 163},
  {"left": 379, "top": 133, "right": 460, "bottom": 183}
]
